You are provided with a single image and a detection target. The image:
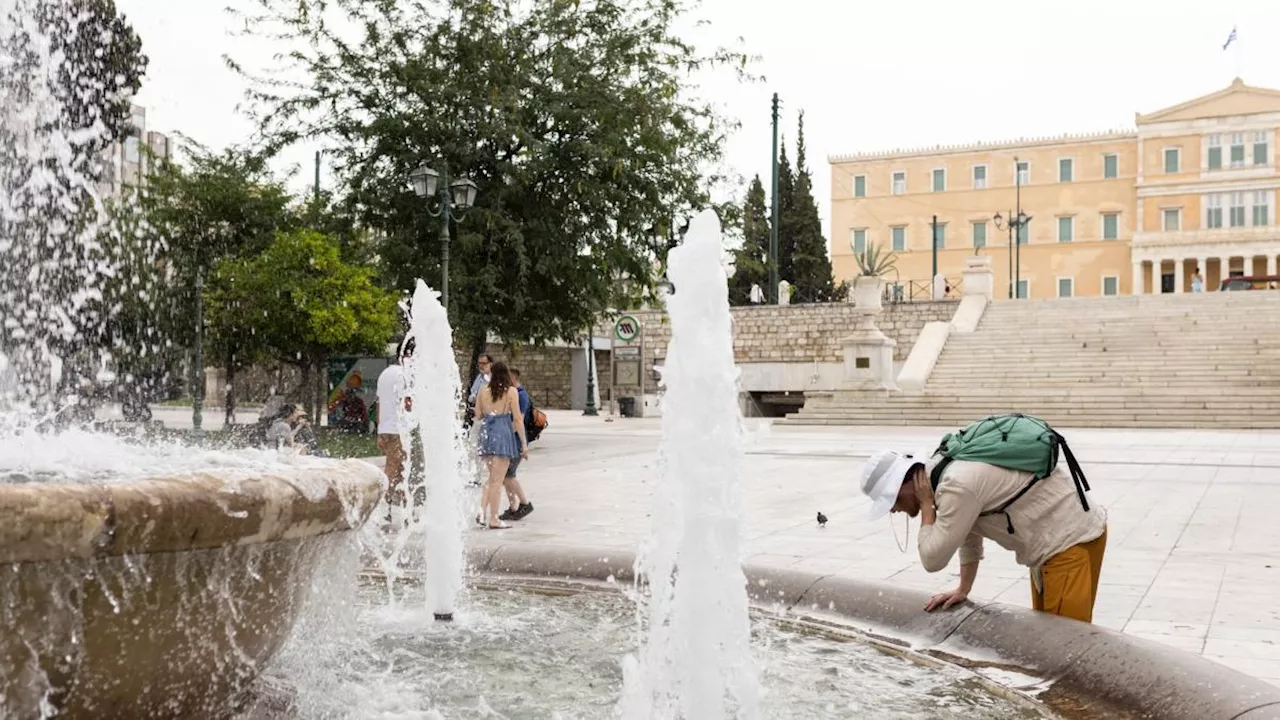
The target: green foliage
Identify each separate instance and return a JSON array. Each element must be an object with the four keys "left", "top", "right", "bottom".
[
  {"left": 727, "top": 176, "right": 770, "bottom": 306},
  {"left": 233, "top": 0, "right": 753, "bottom": 354},
  {"left": 782, "top": 112, "right": 840, "bottom": 303},
  {"left": 233, "top": 229, "right": 398, "bottom": 366},
  {"left": 854, "top": 242, "right": 897, "bottom": 277}
]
